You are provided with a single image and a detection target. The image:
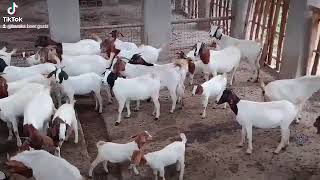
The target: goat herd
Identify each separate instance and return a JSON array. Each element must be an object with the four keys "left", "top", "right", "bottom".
[{"left": 0, "top": 24, "right": 319, "bottom": 180}]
